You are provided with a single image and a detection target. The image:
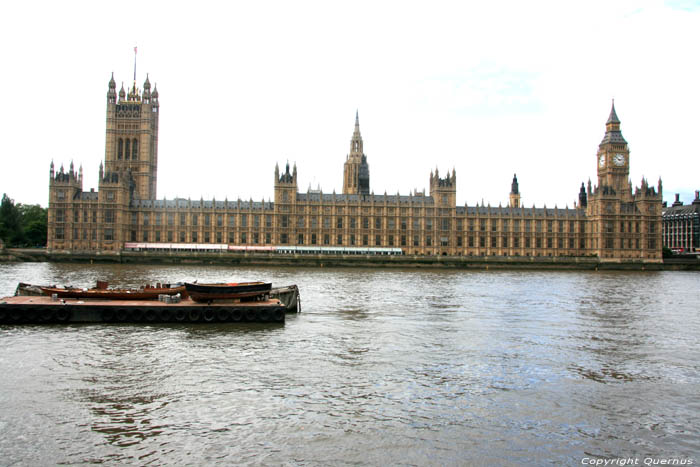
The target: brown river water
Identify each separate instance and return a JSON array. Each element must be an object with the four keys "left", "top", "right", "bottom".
[{"left": 0, "top": 262, "right": 698, "bottom": 465}]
